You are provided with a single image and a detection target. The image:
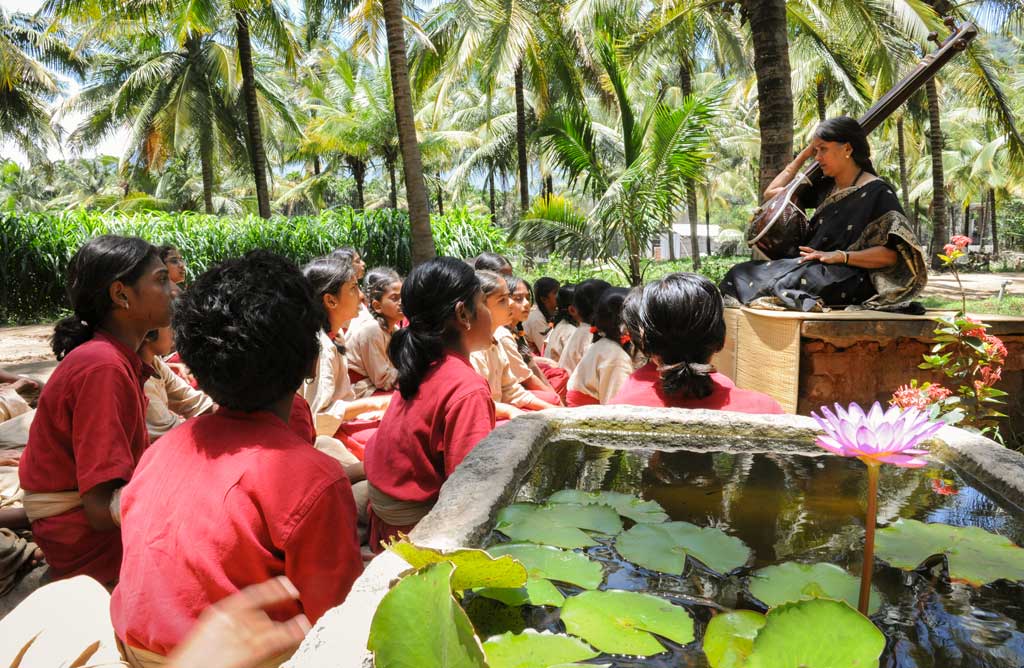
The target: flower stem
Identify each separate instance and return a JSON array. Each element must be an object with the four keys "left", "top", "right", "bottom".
[
  {"left": 859, "top": 459, "right": 880, "bottom": 615},
  {"left": 952, "top": 266, "right": 966, "bottom": 315}
]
